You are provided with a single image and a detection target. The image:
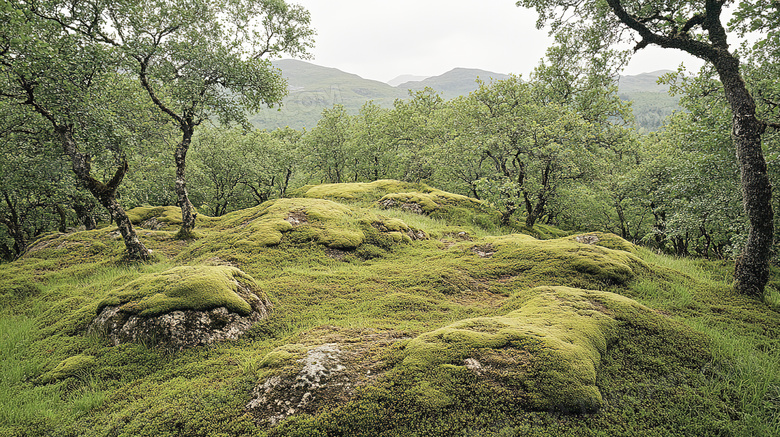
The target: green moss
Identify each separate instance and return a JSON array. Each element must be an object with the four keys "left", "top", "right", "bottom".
[
  {"left": 292, "top": 180, "right": 432, "bottom": 205},
  {"left": 40, "top": 354, "right": 95, "bottom": 383},
  {"left": 126, "top": 206, "right": 186, "bottom": 226},
  {"left": 395, "top": 287, "right": 630, "bottom": 412},
  {"left": 472, "top": 233, "right": 647, "bottom": 288},
  {"left": 258, "top": 344, "right": 307, "bottom": 369},
  {"left": 194, "top": 198, "right": 421, "bottom": 252},
  {"left": 2, "top": 179, "right": 777, "bottom": 436},
  {"left": 97, "top": 265, "right": 262, "bottom": 317}
]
